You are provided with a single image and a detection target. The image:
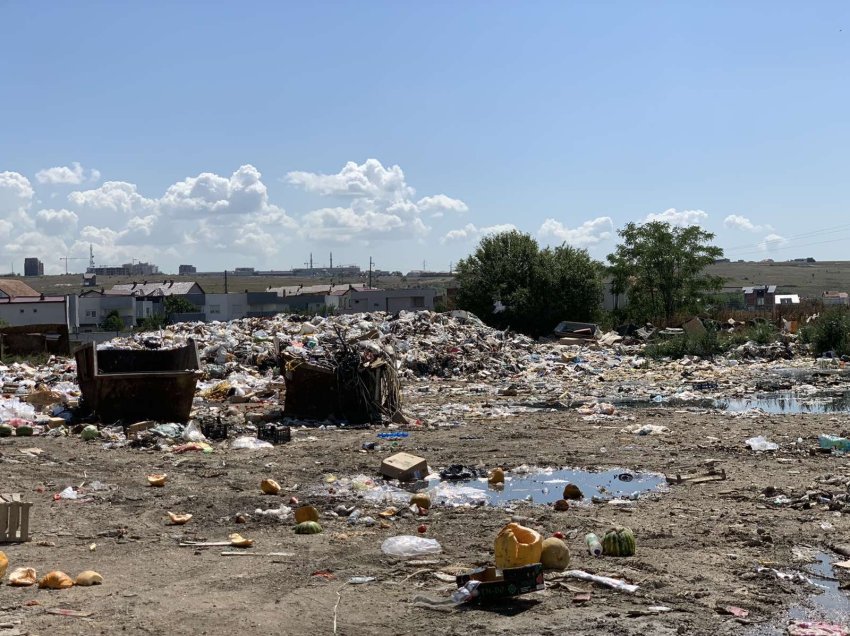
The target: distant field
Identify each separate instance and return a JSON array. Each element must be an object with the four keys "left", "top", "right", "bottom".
[
  {"left": 707, "top": 260, "right": 850, "bottom": 298},
  {"left": 11, "top": 262, "right": 850, "bottom": 301},
  {"left": 14, "top": 273, "right": 456, "bottom": 297}
]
